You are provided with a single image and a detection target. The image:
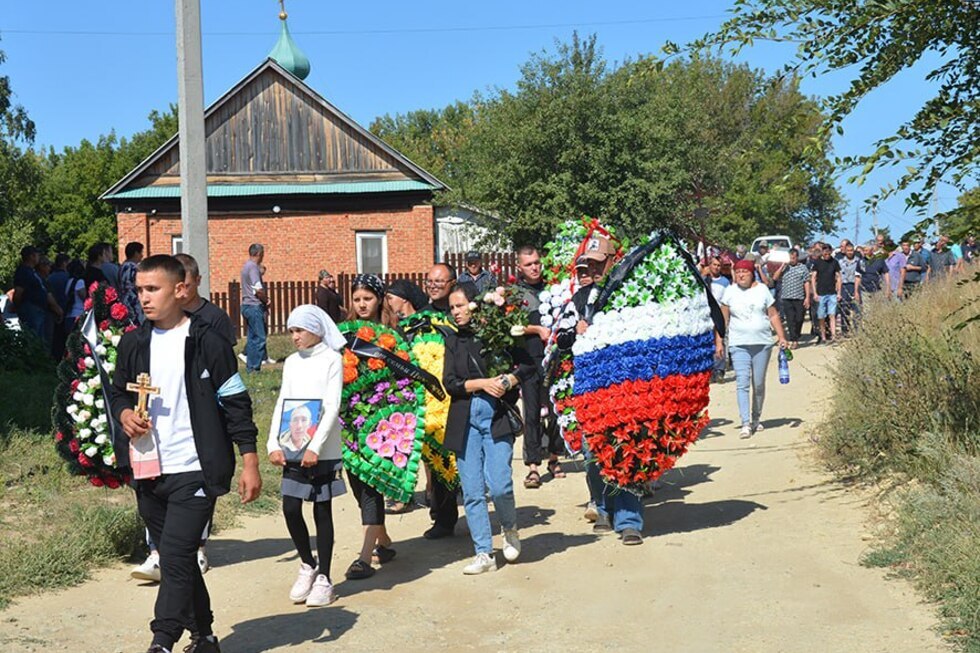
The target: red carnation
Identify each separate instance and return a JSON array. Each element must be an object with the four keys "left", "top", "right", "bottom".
[
  {"left": 124, "top": 324, "right": 137, "bottom": 333},
  {"left": 77, "top": 452, "right": 93, "bottom": 468},
  {"left": 55, "top": 431, "right": 64, "bottom": 442},
  {"left": 89, "top": 476, "right": 104, "bottom": 487},
  {"left": 110, "top": 303, "right": 129, "bottom": 321},
  {"left": 507, "top": 275, "right": 517, "bottom": 284},
  {"left": 89, "top": 282, "right": 100, "bottom": 295},
  {"left": 83, "top": 343, "right": 92, "bottom": 355},
  {"left": 76, "top": 358, "right": 87, "bottom": 372},
  {"left": 105, "top": 476, "right": 121, "bottom": 489},
  {"left": 104, "top": 287, "right": 118, "bottom": 303},
  {"left": 68, "top": 439, "right": 80, "bottom": 453},
  {"left": 99, "top": 319, "right": 110, "bottom": 331},
  {"left": 70, "top": 379, "right": 80, "bottom": 391},
  {"left": 83, "top": 298, "right": 94, "bottom": 311}
]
